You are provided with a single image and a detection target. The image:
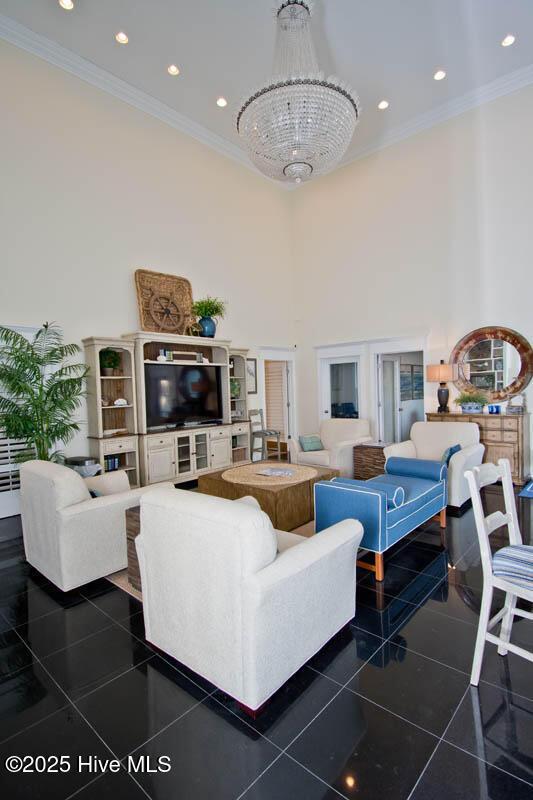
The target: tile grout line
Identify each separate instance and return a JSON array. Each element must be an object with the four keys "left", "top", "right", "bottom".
[
  {"left": 405, "top": 683, "right": 471, "bottom": 800},
  {"left": 9, "top": 627, "right": 153, "bottom": 800}
]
